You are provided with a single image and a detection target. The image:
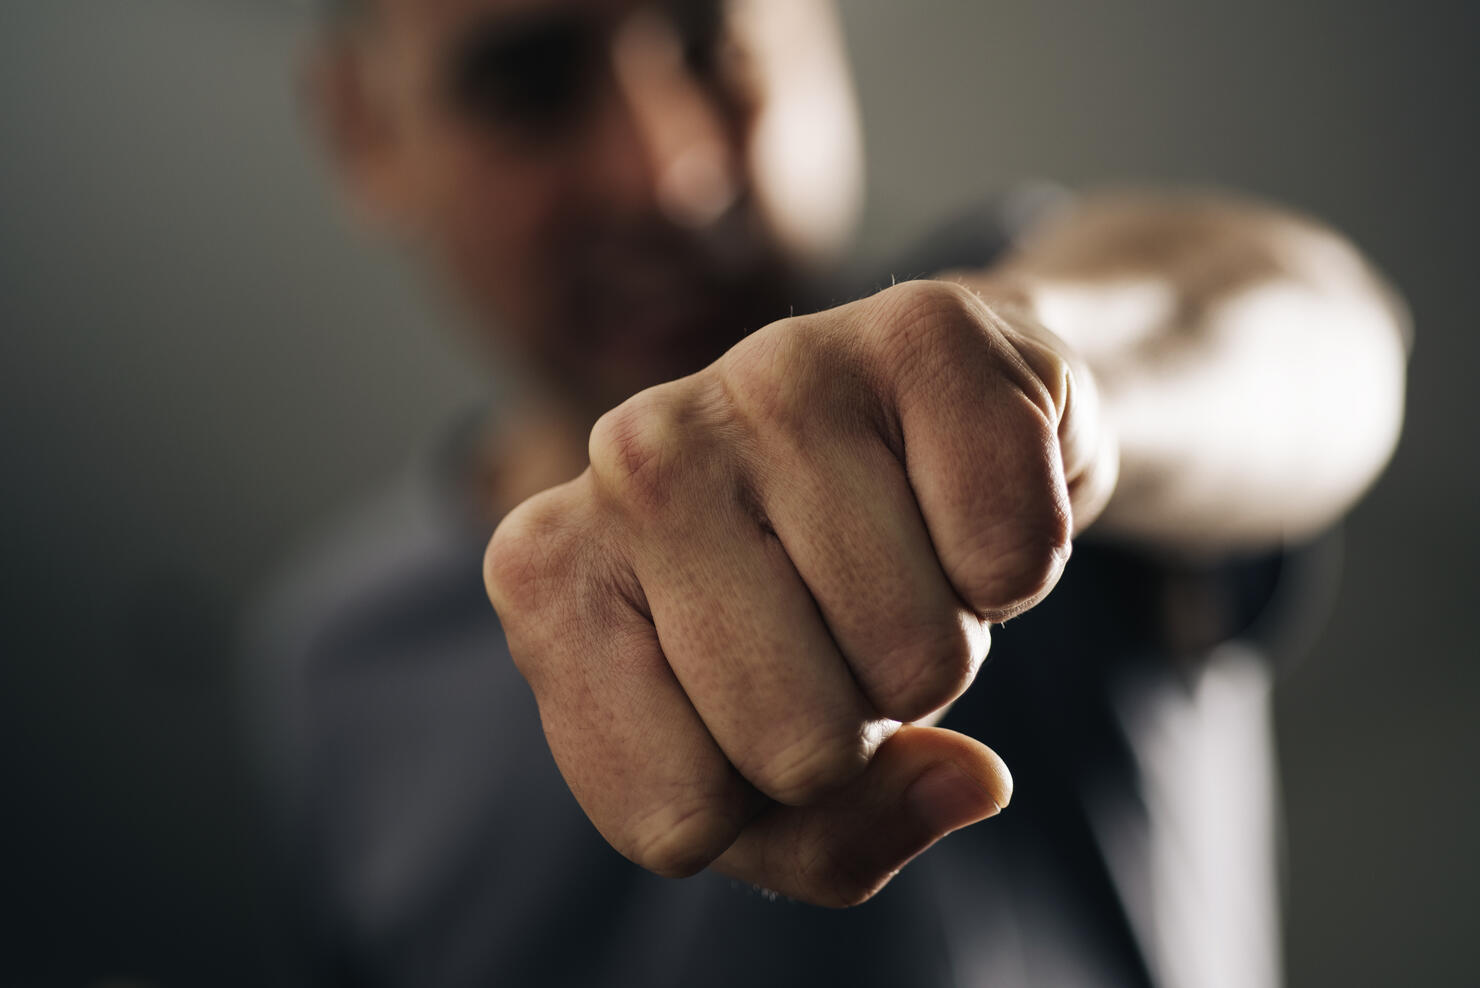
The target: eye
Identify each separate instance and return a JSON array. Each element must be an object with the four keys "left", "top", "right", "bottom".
[{"left": 447, "top": 16, "right": 600, "bottom": 138}]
